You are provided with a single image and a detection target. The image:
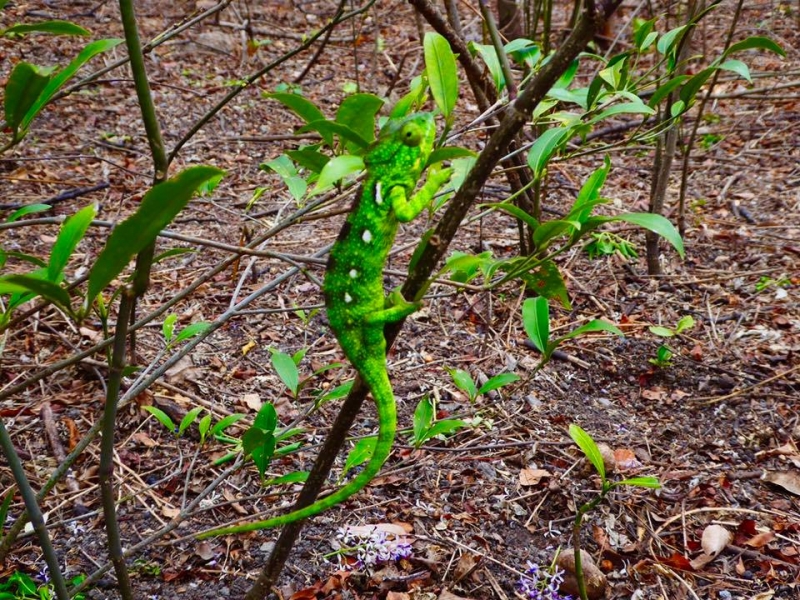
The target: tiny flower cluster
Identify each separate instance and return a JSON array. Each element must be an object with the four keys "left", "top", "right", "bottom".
[
  {"left": 517, "top": 562, "right": 572, "bottom": 600},
  {"left": 334, "top": 526, "right": 413, "bottom": 570}
]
